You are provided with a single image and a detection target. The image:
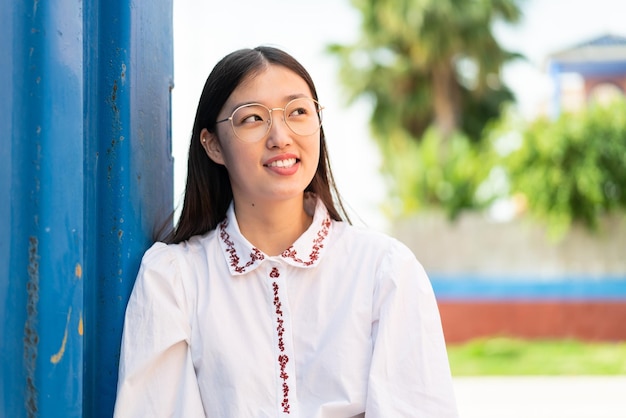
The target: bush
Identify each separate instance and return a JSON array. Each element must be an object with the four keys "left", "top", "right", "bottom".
[
  {"left": 383, "top": 127, "right": 495, "bottom": 219},
  {"left": 506, "top": 99, "right": 626, "bottom": 238}
]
